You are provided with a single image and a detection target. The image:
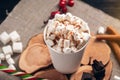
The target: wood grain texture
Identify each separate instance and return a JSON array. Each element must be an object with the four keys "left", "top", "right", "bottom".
[{"left": 0, "top": 0, "right": 120, "bottom": 80}]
